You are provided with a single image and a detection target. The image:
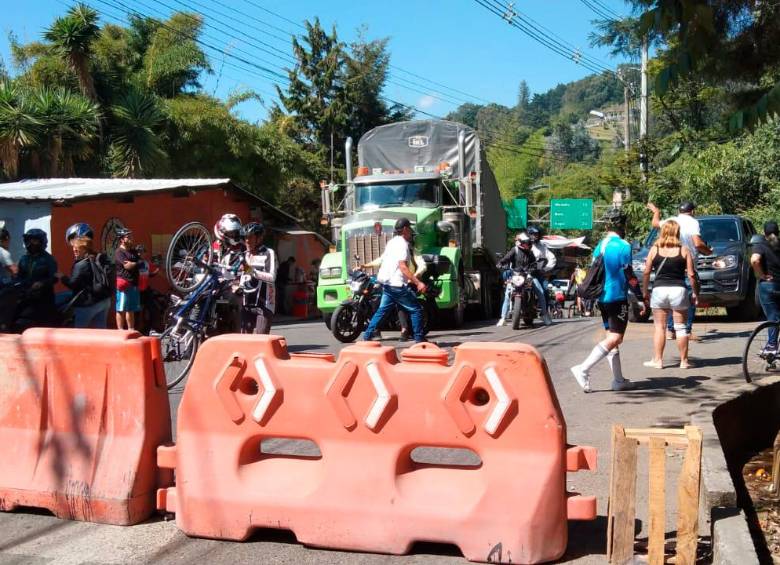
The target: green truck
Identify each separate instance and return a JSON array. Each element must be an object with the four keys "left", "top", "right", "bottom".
[{"left": 317, "top": 119, "right": 507, "bottom": 328}]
